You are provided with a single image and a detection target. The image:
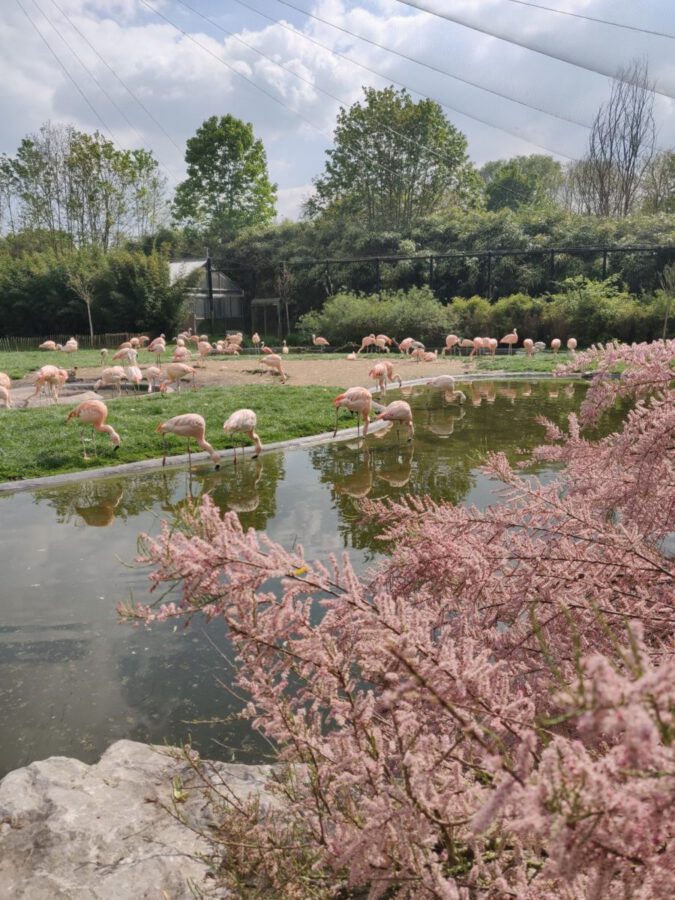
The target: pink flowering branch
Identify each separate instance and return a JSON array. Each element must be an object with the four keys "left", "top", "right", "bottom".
[{"left": 122, "top": 340, "right": 675, "bottom": 898}]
